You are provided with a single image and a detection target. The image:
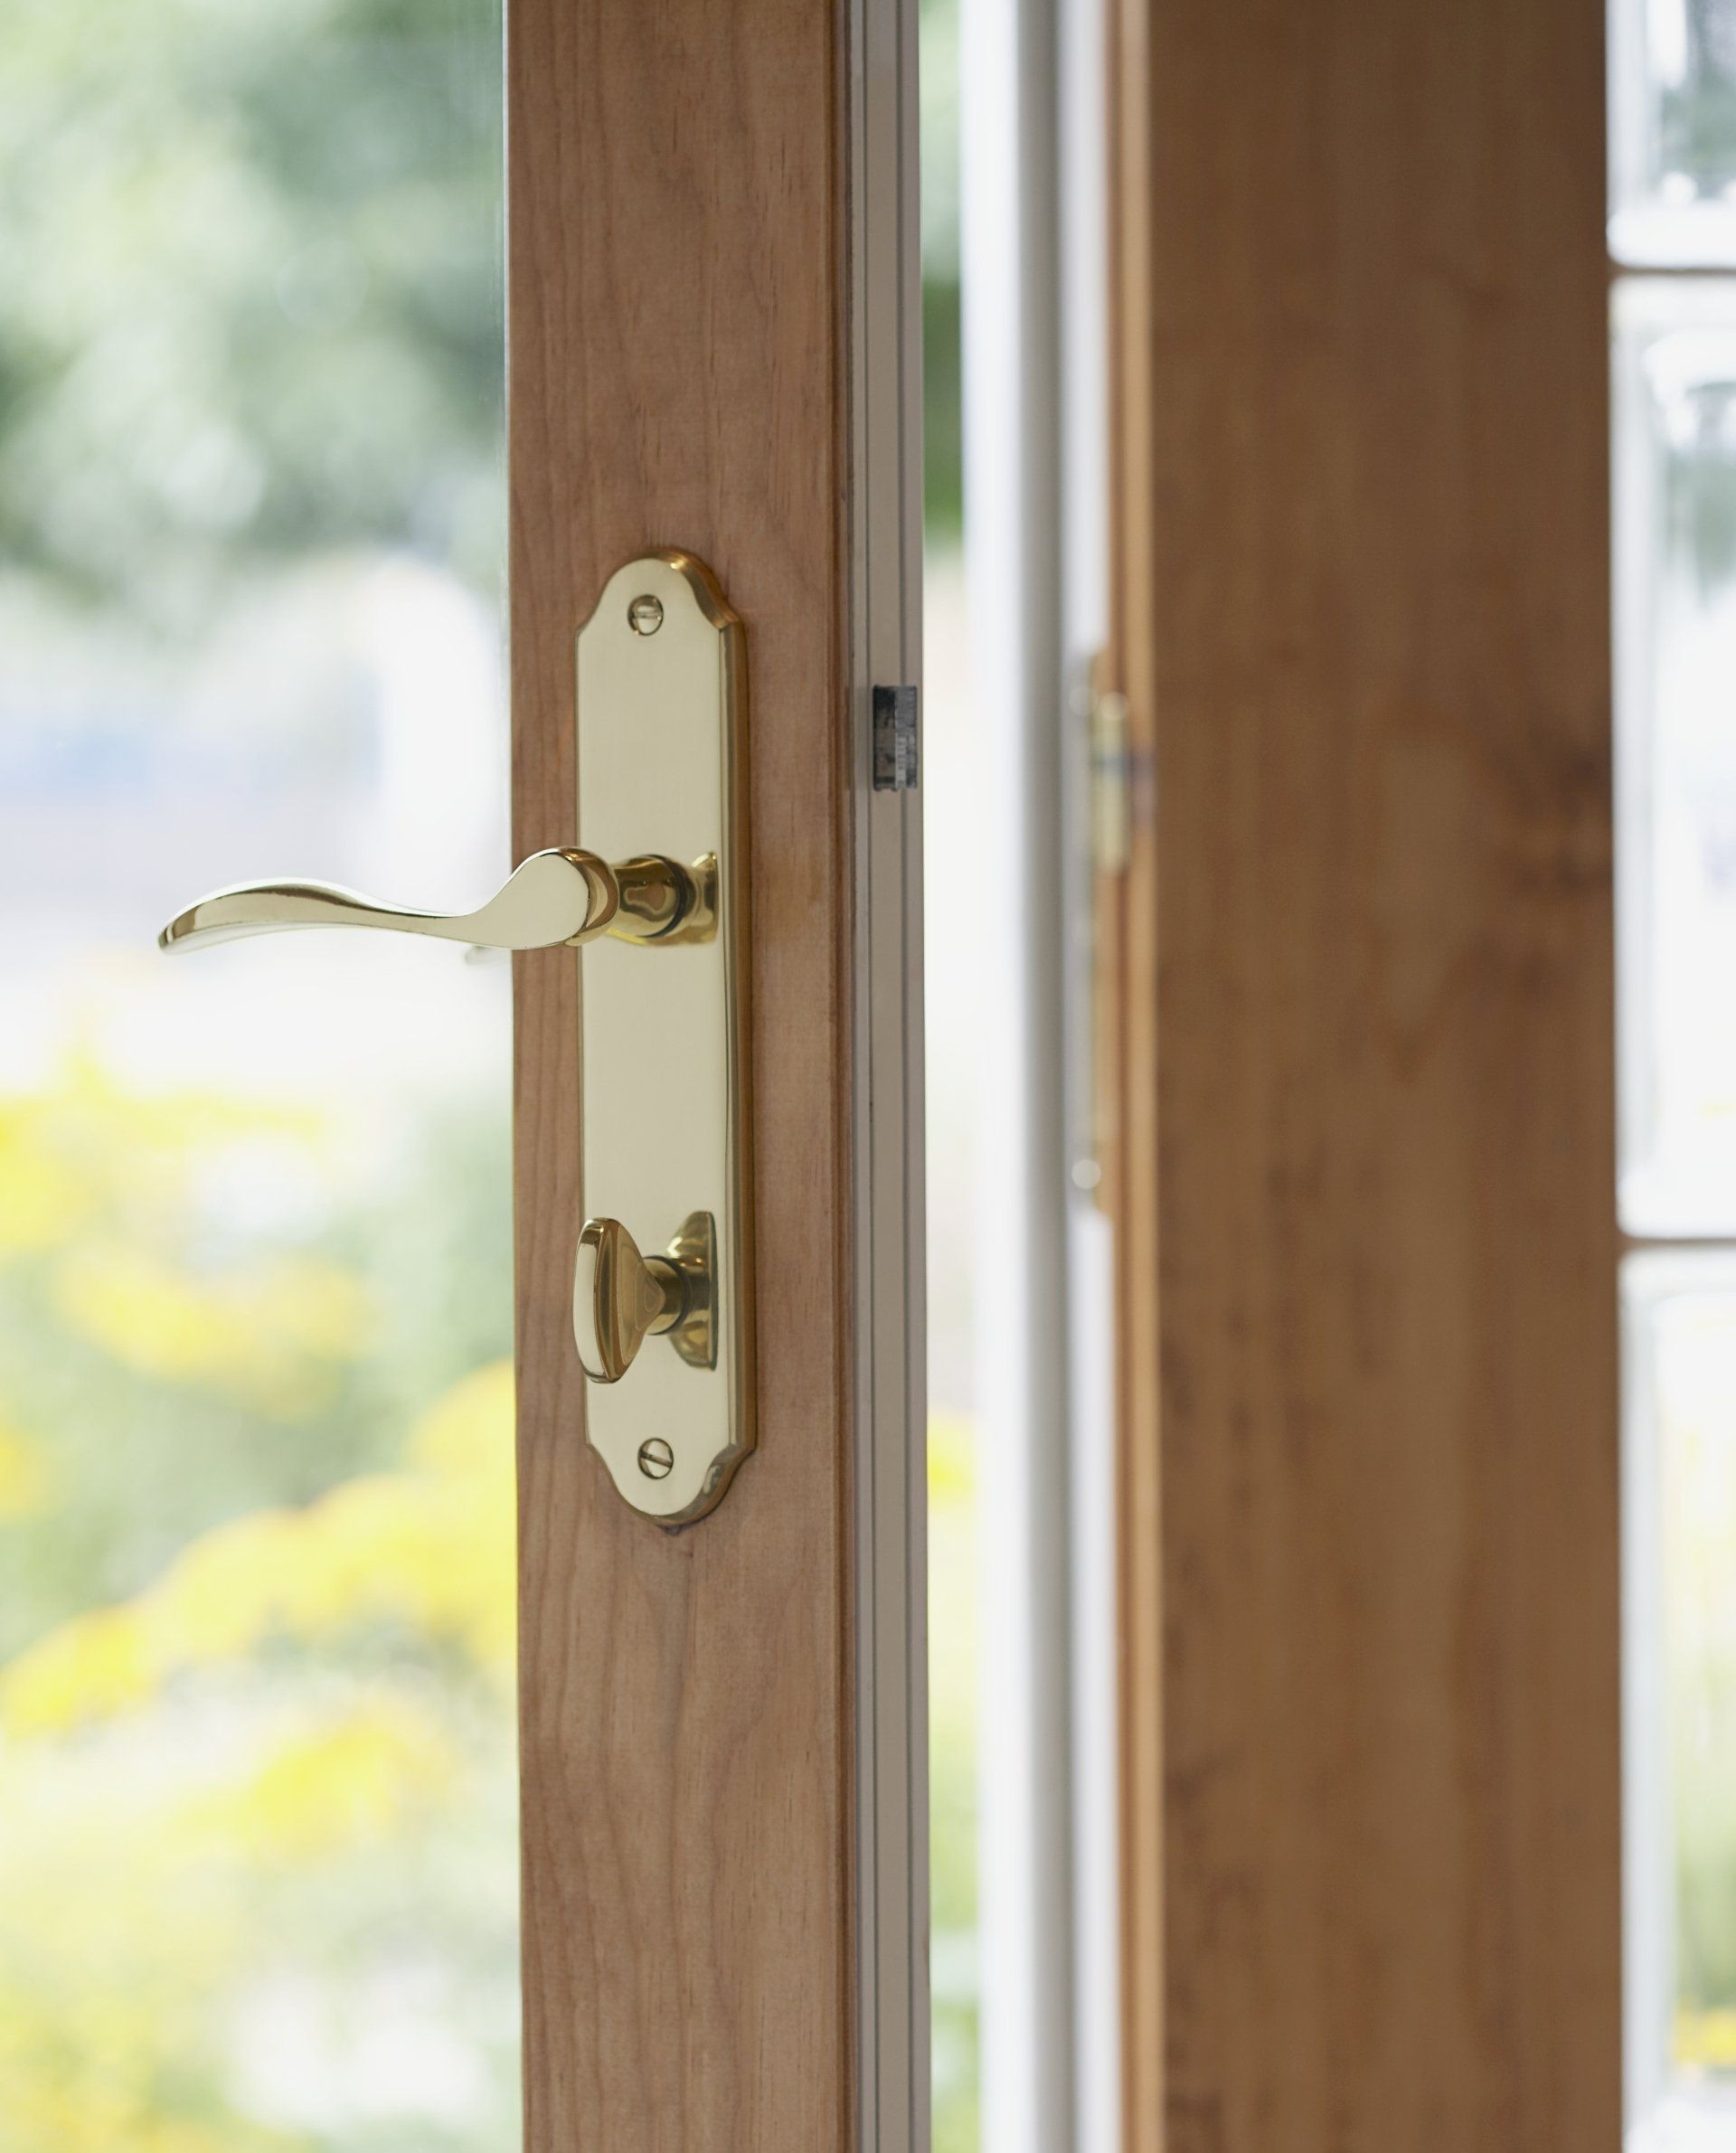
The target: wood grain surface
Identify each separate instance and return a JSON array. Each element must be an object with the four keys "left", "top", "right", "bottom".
[
  {"left": 1105, "top": 0, "right": 1622, "bottom": 2145},
  {"left": 507, "top": 5, "right": 854, "bottom": 2148}
]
